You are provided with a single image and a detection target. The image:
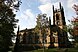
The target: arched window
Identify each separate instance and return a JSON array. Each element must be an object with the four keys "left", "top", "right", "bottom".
[{"left": 56, "top": 14, "right": 59, "bottom": 20}]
